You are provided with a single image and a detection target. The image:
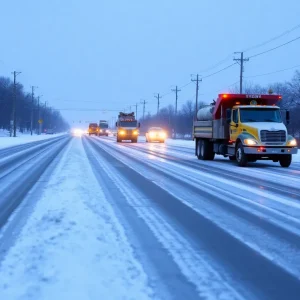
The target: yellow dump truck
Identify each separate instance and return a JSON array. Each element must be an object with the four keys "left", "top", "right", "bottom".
[{"left": 193, "top": 93, "right": 298, "bottom": 167}]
